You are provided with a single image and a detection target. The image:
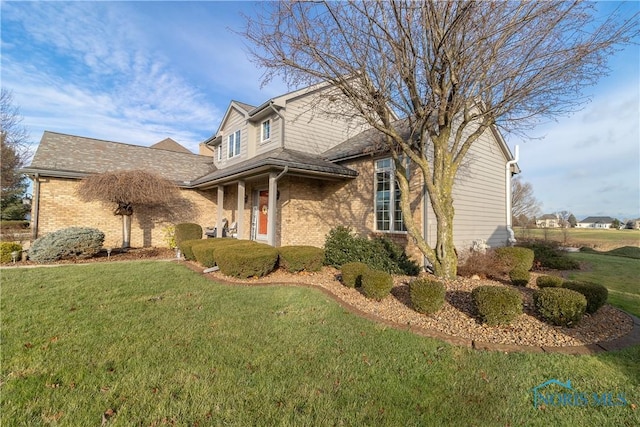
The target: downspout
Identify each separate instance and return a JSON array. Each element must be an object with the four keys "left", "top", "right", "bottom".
[
  {"left": 506, "top": 145, "right": 519, "bottom": 246},
  {"left": 268, "top": 102, "right": 285, "bottom": 148},
  {"left": 30, "top": 173, "right": 41, "bottom": 242}
]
